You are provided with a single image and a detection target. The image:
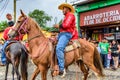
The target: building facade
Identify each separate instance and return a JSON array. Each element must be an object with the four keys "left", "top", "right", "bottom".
[{"left": 75, "top": 0, "right": 120, "bottom": 41}]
